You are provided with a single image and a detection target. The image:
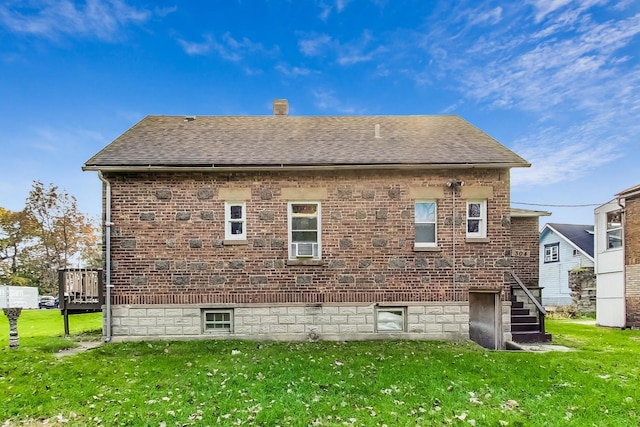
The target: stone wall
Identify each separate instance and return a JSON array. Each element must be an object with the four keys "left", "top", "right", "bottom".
[
  {"left": 569, "top": 267, "right": 596, "bottom": 314},
  {"left": 103, "top": 168, "right": 514, "bottom": 341},
  {"left": 107, "top": 301, "right": 513, "bottom": 342}
]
